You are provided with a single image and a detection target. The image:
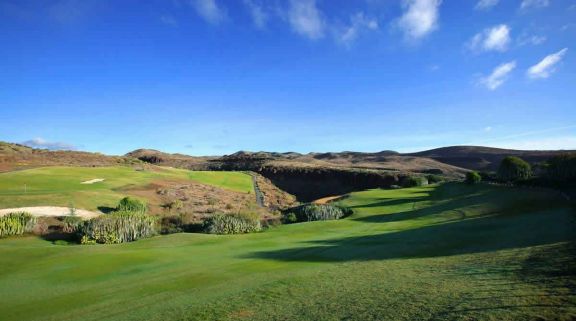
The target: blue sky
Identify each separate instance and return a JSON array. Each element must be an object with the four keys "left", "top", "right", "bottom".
[{"left": 0, "top": 0, "right": 574, "bottom": 155}]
